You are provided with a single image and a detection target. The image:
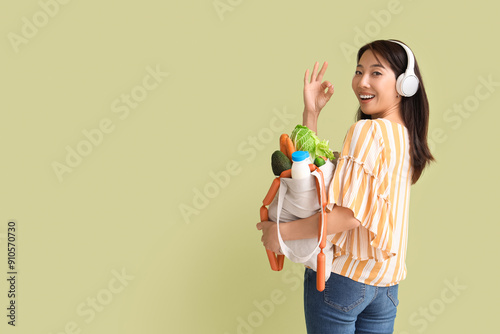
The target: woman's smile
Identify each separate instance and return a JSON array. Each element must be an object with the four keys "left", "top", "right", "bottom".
[{"left": 359, "top": 92, "right": 376, "bottom": 103}]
